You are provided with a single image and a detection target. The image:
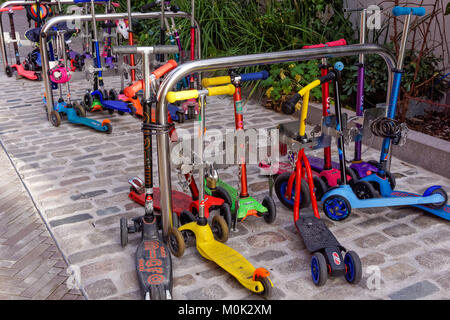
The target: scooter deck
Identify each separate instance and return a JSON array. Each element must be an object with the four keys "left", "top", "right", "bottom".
[
  {"left": 136, "top": 232, "right": 172, "bottom": 300},
  {"left": 179, "top": 222, "right": 266, "bottom": 293},
  {"left": 295, "top": 212, "right": 343, "bottom": 253},
  {"left": 308, "top": 156, "right": 340, "bottom": 172},
  {"left": 389, "top": 190, "right": 450, "bottom": 221},
  {"left": 129, "top": 188, "right": 192, "bottom": 215},
  {"left": 102, "top": 99, "right": 131, "bottom": 113},
  {"left": 237, "top": 196, "right": 267, "bottom": 220}
]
